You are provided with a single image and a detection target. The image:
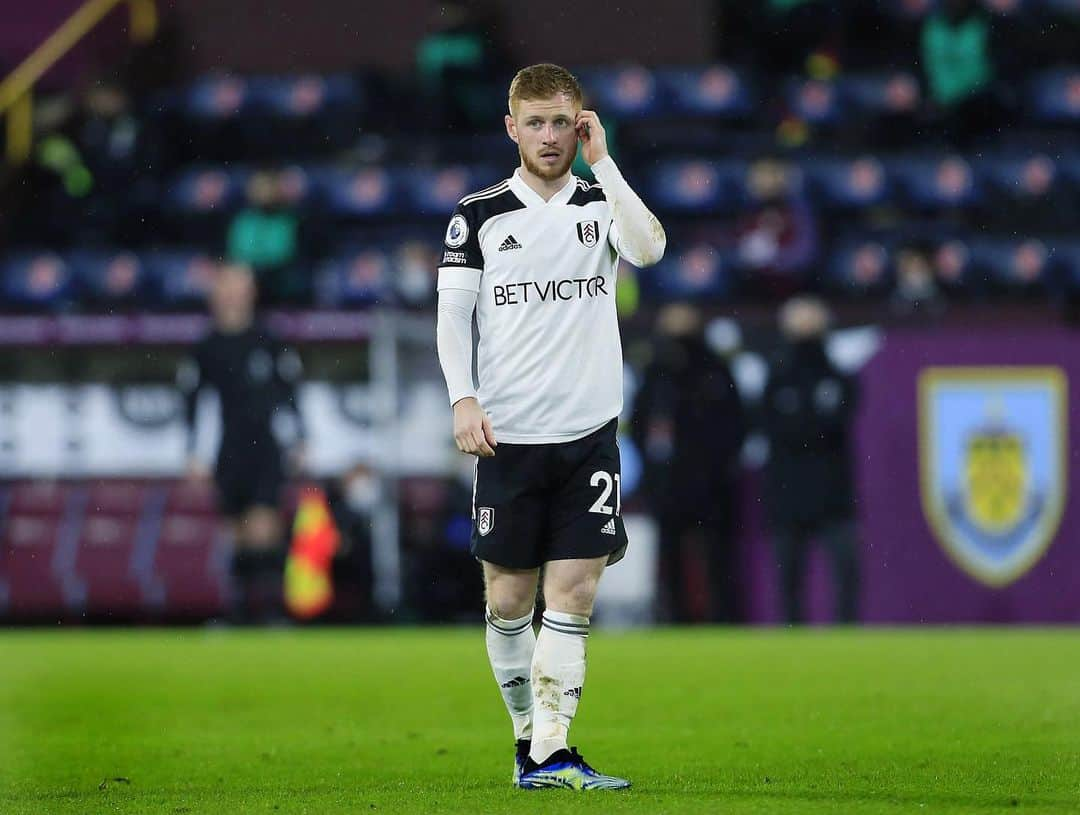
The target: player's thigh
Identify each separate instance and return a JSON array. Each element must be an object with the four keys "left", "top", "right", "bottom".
[
  {"left": 471, "top": 445, "right": 549, "bottom": 570},
  {"left": 548, "top": 419, "right": 628, "bottom": 565},
  {"left": 482, "top": 561, "right": 540, "bottom": 620},
  {"left": 543, "top": 555, "right": 608, "bottom": 616}
]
